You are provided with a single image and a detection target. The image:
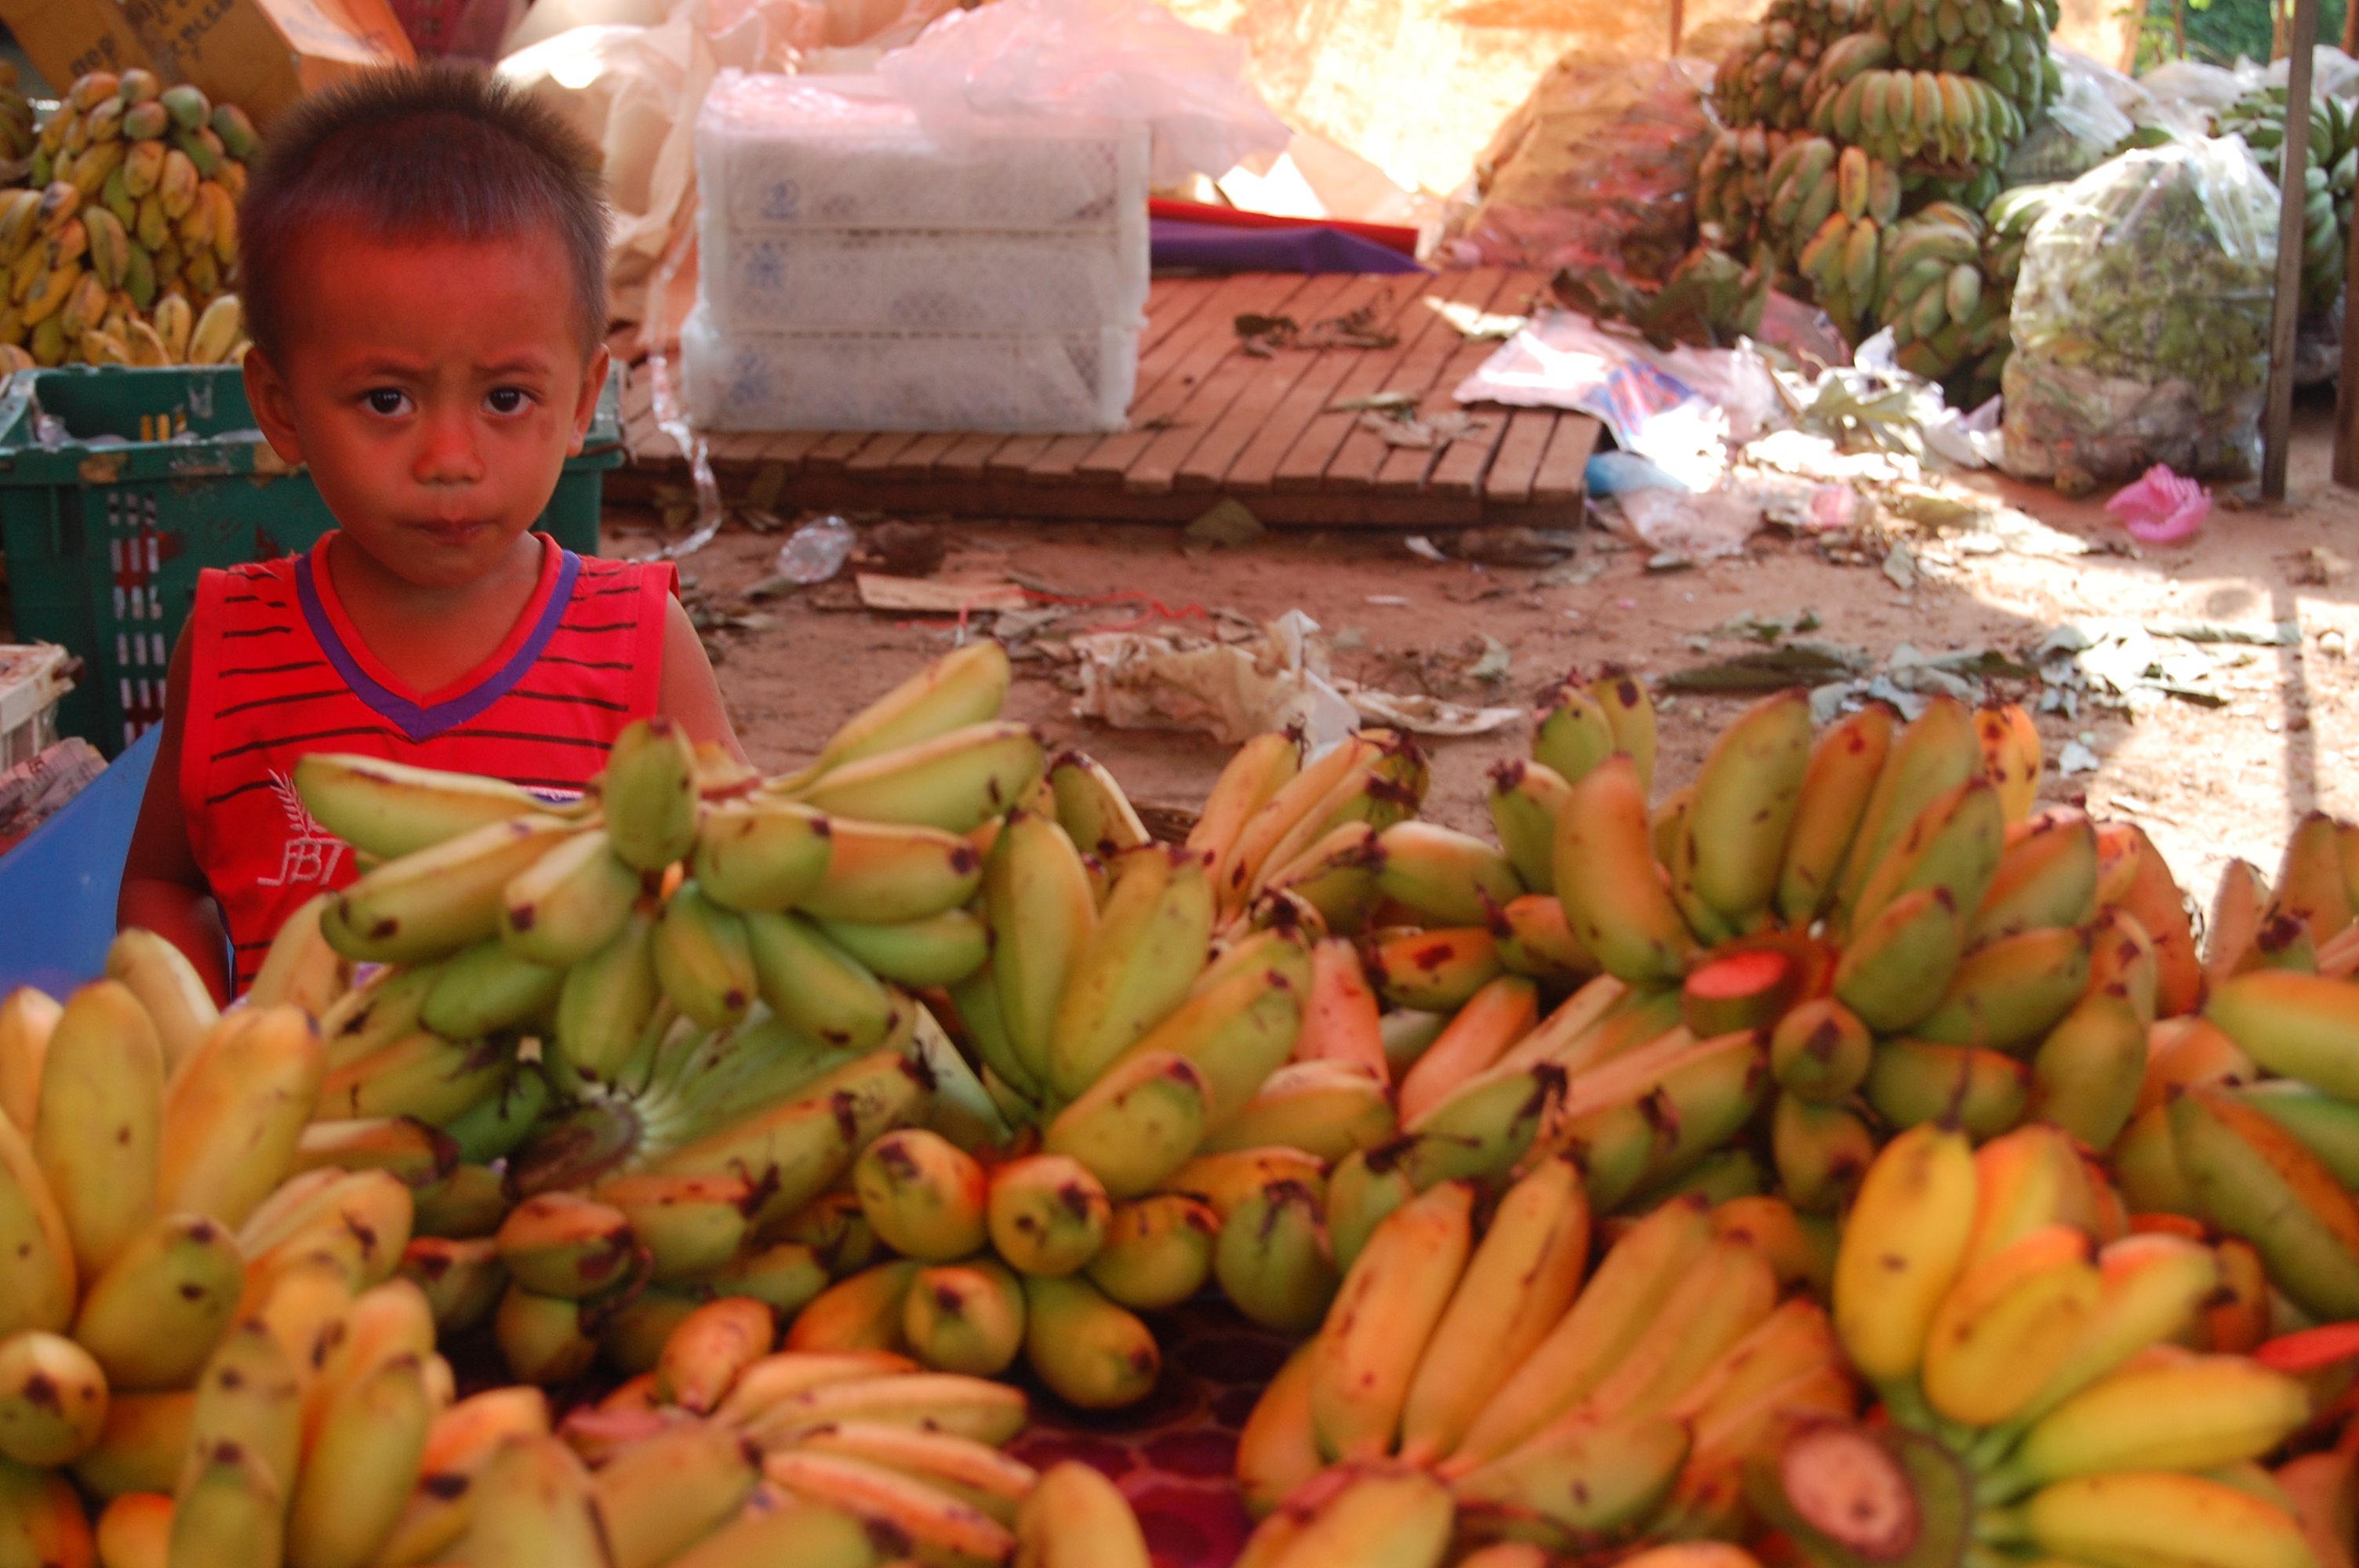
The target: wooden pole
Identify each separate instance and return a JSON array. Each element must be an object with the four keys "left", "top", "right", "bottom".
[
  {"left": 2335, "top": 181, "right": 2359, "bottom": 484},
  {"left": 2346, "top": 0, "right": 2358, "bottom": 60},
  {"left": 2263, "top": 0, "right": 2319, "bottom": 500},
  {"left": 1670, "top": 0, "right": 1685, "bottom": 54}
]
